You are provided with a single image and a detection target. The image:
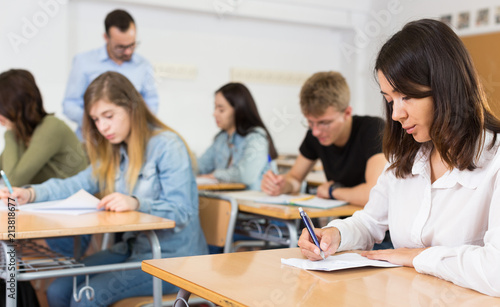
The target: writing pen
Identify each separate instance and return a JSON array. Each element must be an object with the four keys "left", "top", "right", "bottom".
[
  {"left": 1, "top": 170, "right": 18, "bottom": 206},
  {"left": 298, "top": 207, "right": 325, "bottom": 260},
  {"left": 1, "top": 170, "right": 14, "bottom": 194},
  {"left": 268, "top": 154, "right": 278, "bottom": 175}
]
